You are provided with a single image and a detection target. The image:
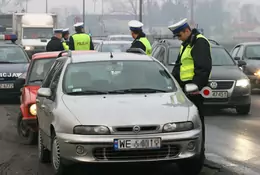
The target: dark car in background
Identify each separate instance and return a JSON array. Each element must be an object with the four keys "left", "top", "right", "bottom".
[
  {"left": 96, "top": 41, "right": 132, "bottom": 52},
  {"left": 0, "top": 34, "right": 30, "bottom": 99},
  {"left": 152, "top": 39, "right": 251, "bottom": 115},
  {"left": 231, "top": 42, "right": 260, "bottom": 90}
]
